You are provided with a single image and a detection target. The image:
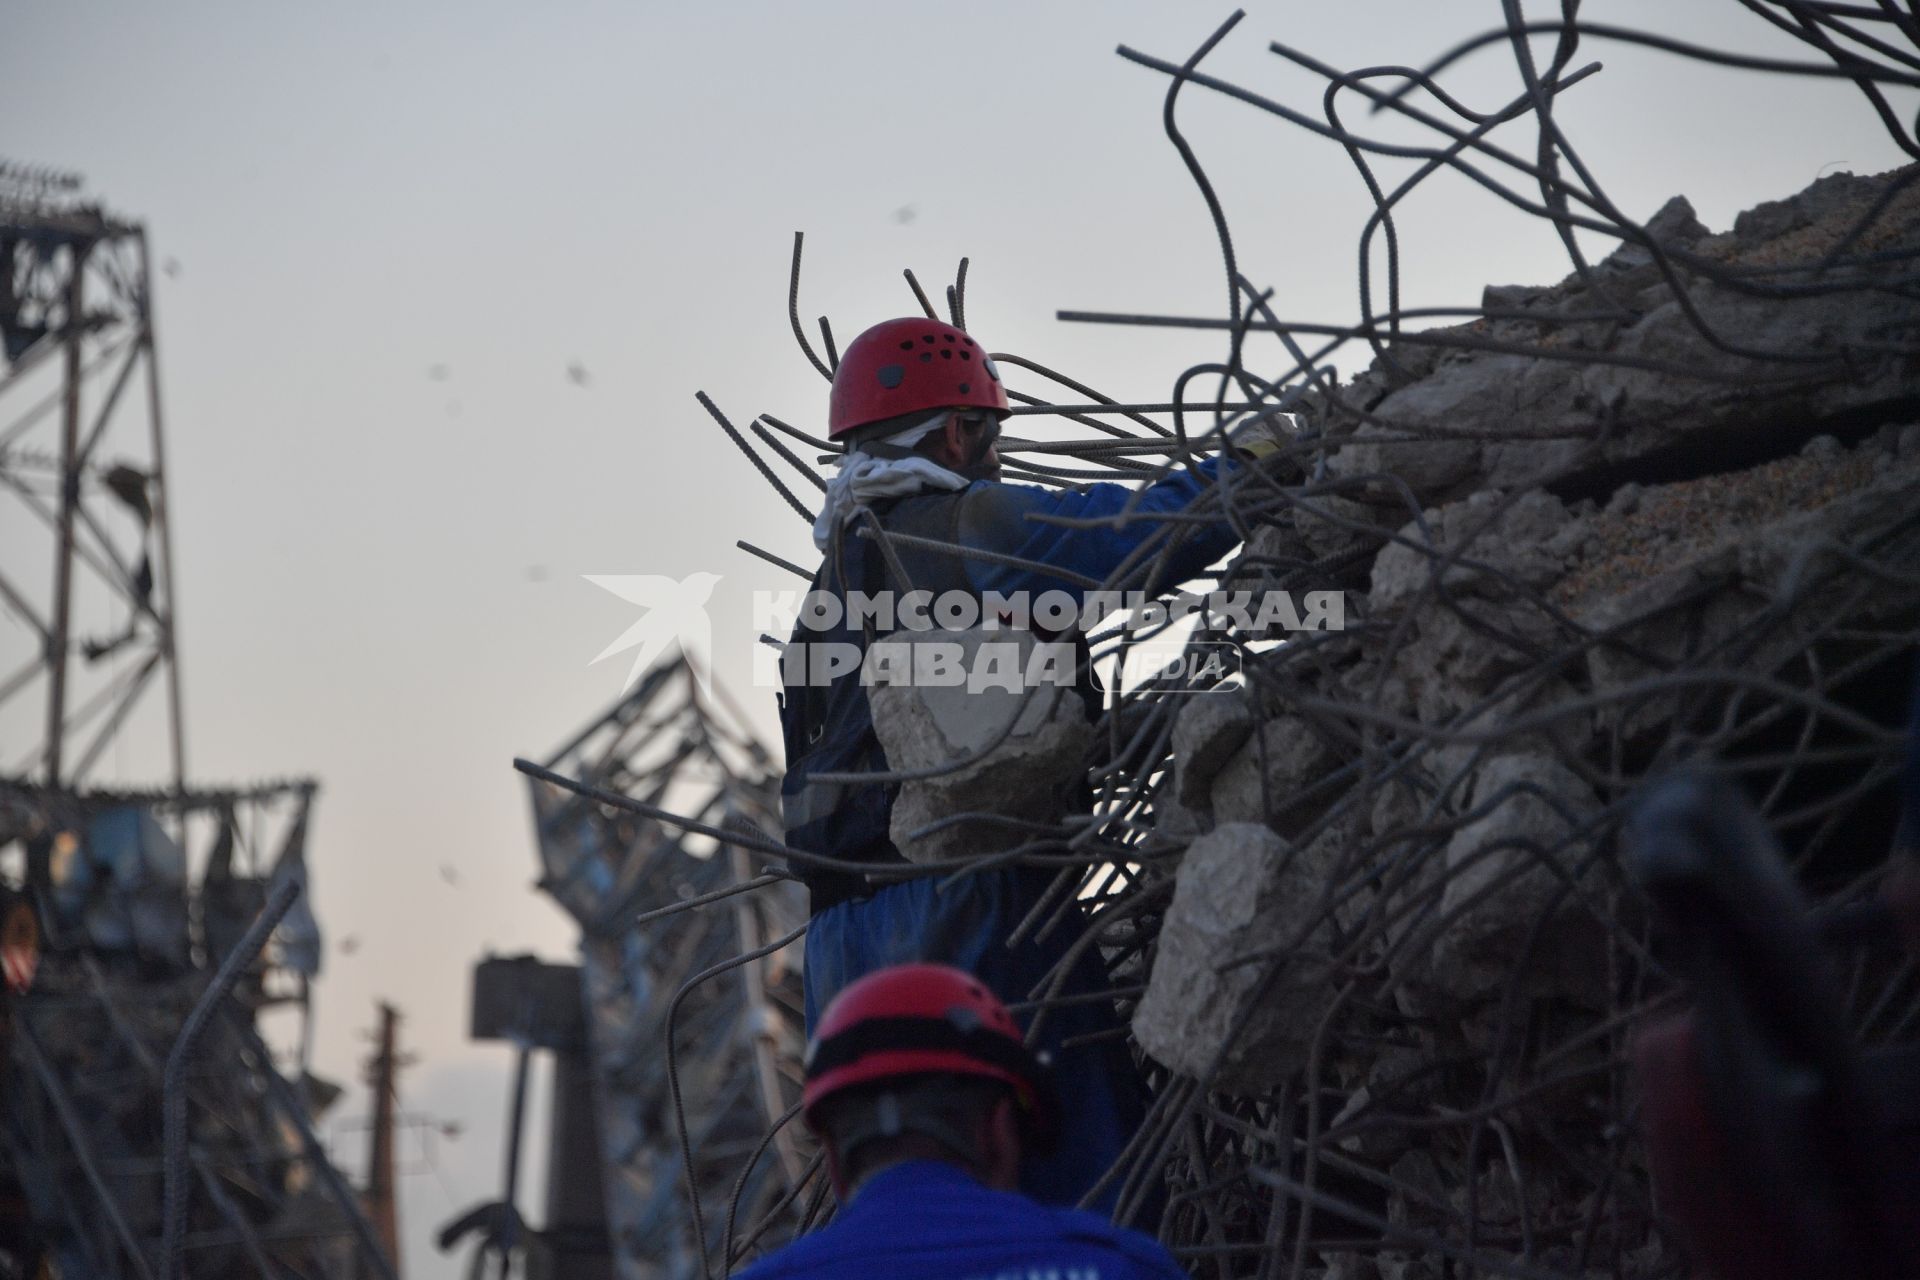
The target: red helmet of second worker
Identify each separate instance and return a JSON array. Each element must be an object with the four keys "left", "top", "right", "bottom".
[
  {"left": 828, "top": 318, "right": 1011, "bottom": 440},
  {"left": 802, "top": 963, "right": 1059, "bottom": 1149}
]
